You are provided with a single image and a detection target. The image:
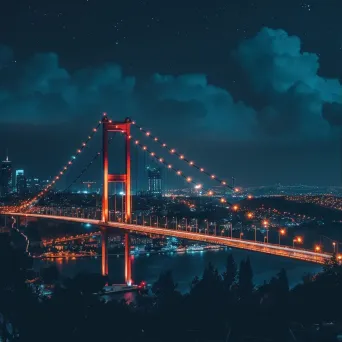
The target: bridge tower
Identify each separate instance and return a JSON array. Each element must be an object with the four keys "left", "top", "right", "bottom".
[{"left": 101, "top": 116, "right": 132, "bottom": 285}]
